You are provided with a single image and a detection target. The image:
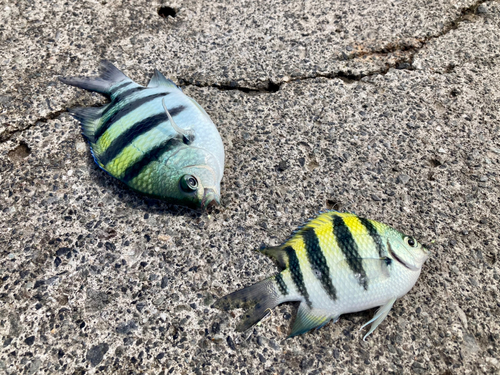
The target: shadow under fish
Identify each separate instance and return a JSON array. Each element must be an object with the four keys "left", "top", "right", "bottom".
[{"left": 59, "top": 60, "right": 225, "bottom": 210}]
